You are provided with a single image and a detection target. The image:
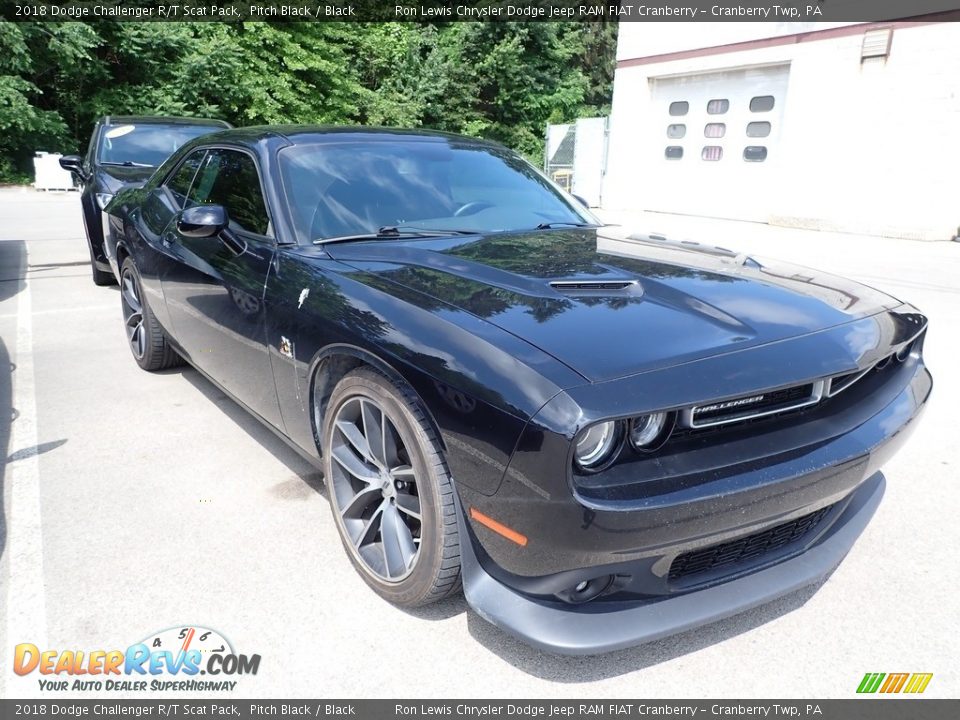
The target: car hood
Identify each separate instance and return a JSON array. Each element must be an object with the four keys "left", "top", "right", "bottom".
[
  {"left": 95, "top": 164, "right": 156, "bottom": 193},
  {"left": 325, "top": 229, "right": 902, "bottom": 382}
]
